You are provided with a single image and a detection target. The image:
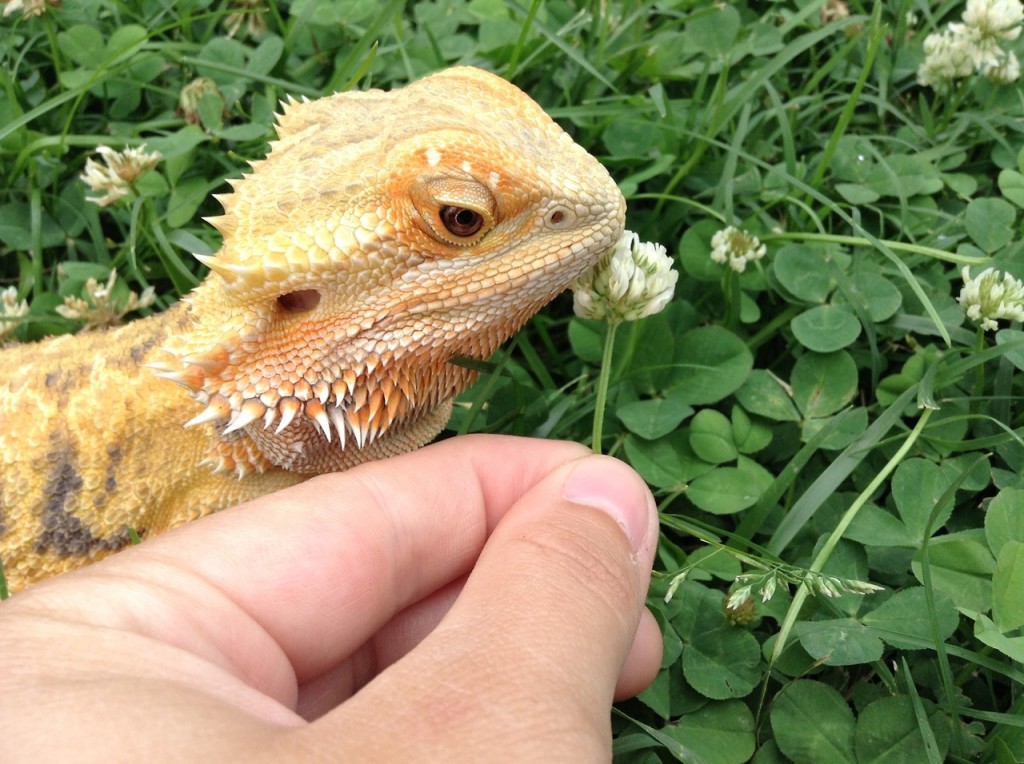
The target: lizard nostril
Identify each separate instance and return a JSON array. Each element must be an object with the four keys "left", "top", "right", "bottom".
[{"left": 277, "top": 289, "right": 321, "bottom": 313}]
